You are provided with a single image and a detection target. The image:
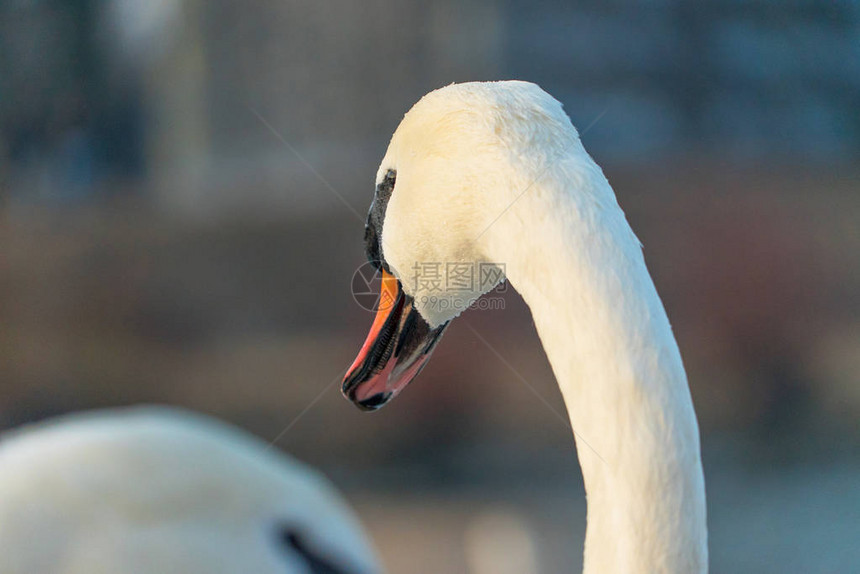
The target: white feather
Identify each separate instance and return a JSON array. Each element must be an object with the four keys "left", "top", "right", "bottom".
[{"left": 379, "top": 80, "right": 708, "bottom": 573}]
